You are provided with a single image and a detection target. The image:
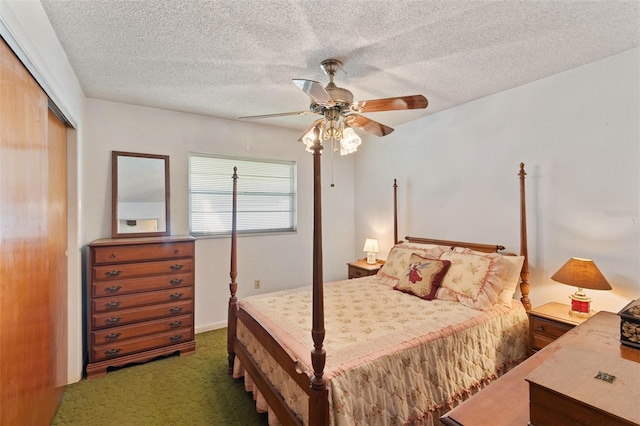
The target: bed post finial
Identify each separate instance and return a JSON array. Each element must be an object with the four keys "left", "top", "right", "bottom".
[
  {"left": 518, "top": 163, "right": 531, "bottom": 311},
  {"left": 228, "top": 167, "right": 239, "bottom": 374}
]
